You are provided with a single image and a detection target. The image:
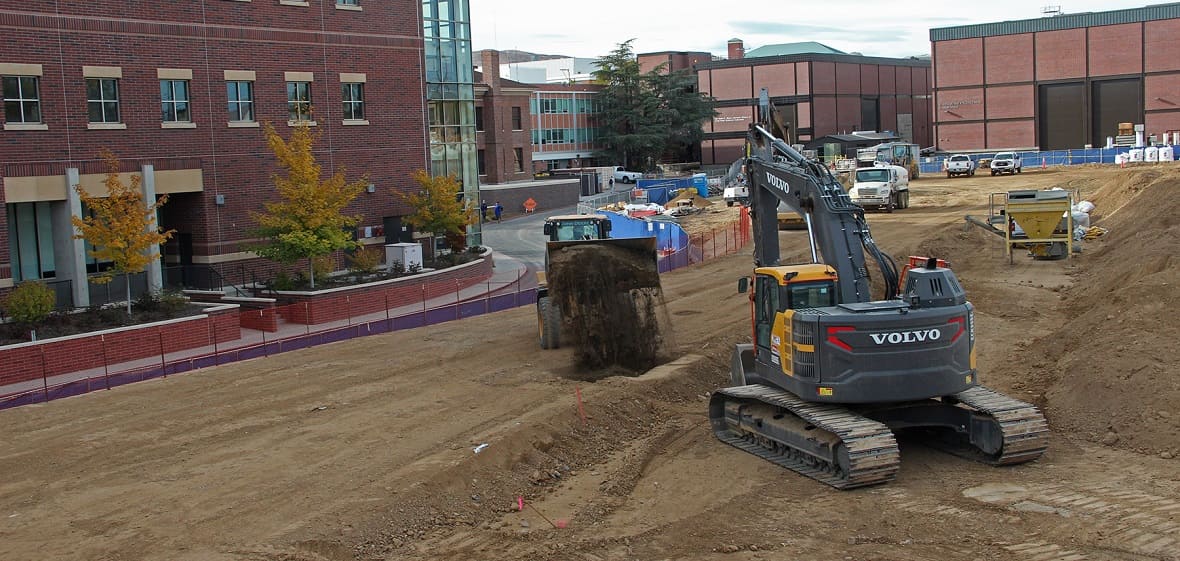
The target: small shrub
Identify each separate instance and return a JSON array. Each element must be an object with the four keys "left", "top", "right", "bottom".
[
  {"left": 159, "top": 290, "right": 189, "bottom": 314},
  {"left": 271, "top": 271, "right": 296, "bottom": 291},
  {"left": 347, "top": 246, "right": 383, "bottom": 279},
  {"left": 134, "top": 289, "right": 161, "bottom": 312},
  {"left": 312, "top": 256, "right": 334, "bottom": 286},
  {"left": 388, "top": 260, "right": 405, "bottom": 276},
  {"left": 3, "top": 281, "right": 56, "bottom": 324}
]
